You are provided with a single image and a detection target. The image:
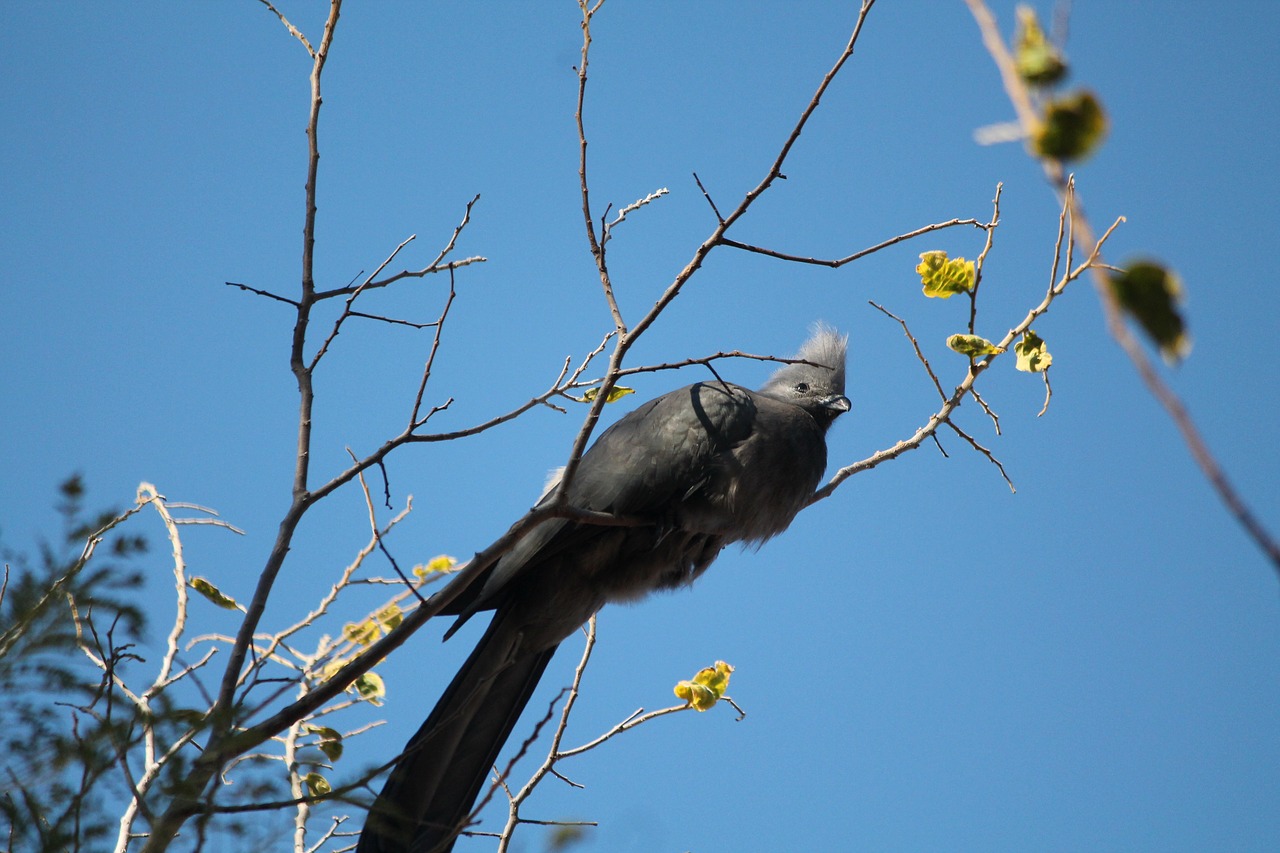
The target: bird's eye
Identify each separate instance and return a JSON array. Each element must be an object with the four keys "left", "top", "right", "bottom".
[{"left": 796, "top": 382, "right": 810, "bottom": 393}]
